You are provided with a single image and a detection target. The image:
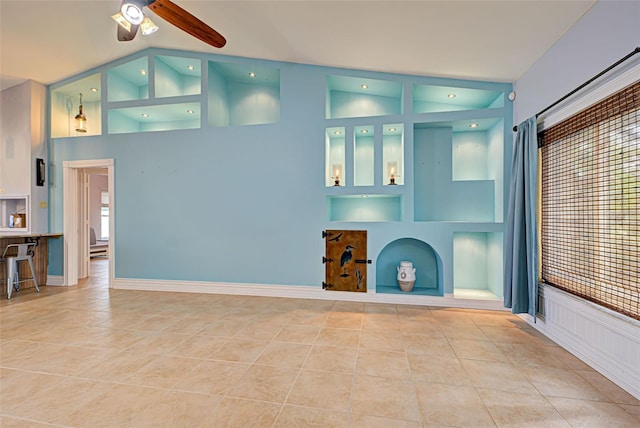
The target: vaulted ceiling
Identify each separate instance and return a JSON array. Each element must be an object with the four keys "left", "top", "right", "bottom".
[{"left": 0, "top": 1, "right": 597, "bottom": 91}]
